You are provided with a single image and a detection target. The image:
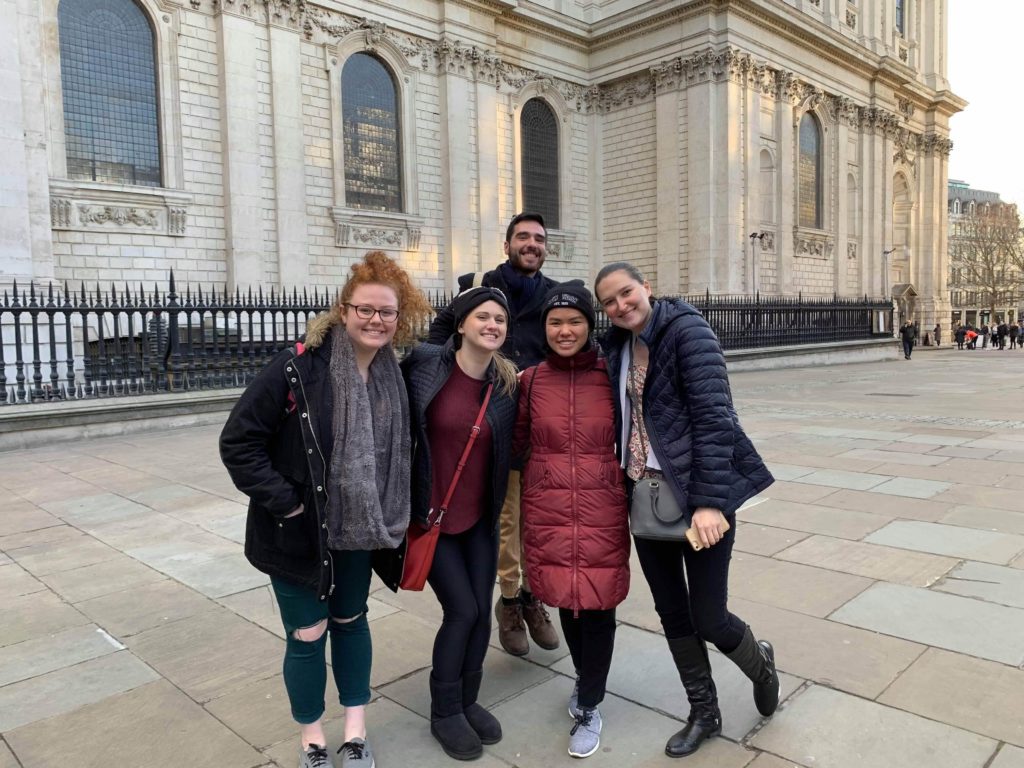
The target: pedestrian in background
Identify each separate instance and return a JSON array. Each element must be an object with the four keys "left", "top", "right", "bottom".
[
  {"left": 933, "top": 323, "right": 941, "bottom": 347},
  {"left": 594, "top": 262, "right": 779, "bottom": 759},
  {"left": 900, "top": 321, "right": 916, "bottom": 359},
  {"left": 220, "top": 251, "right": 432, "bottom": 768}
]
